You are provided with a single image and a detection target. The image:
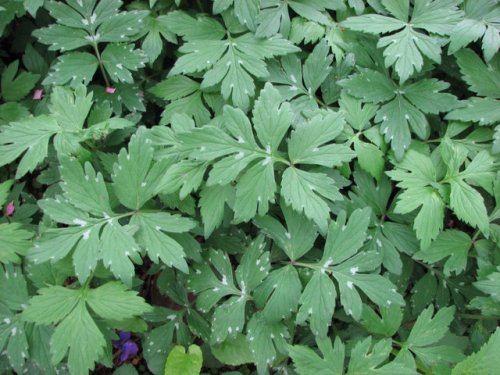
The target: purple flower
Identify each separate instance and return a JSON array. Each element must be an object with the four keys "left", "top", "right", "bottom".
[
  {"left": 106, "top": 87, "right": 116, "bottom": 94},
  {"left": 4, "top": 201, "right": 14, "bottom": 216},
  {"left": 32, "top": 89, "right": 43, "bottom": 100},
  {"left": 113, "top": 331, "right": 139, "bottom": 364},
  {"left": 119, "top": 341, "right": 139, "bottom": 363}
]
